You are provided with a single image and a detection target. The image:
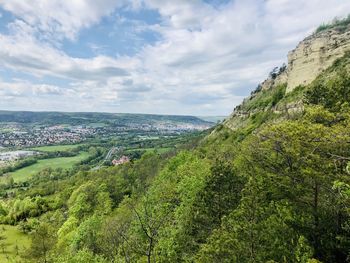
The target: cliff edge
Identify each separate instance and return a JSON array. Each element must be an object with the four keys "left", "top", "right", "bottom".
[{"left": 222, "top": 21, "right": 350, "bottom": 131}]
